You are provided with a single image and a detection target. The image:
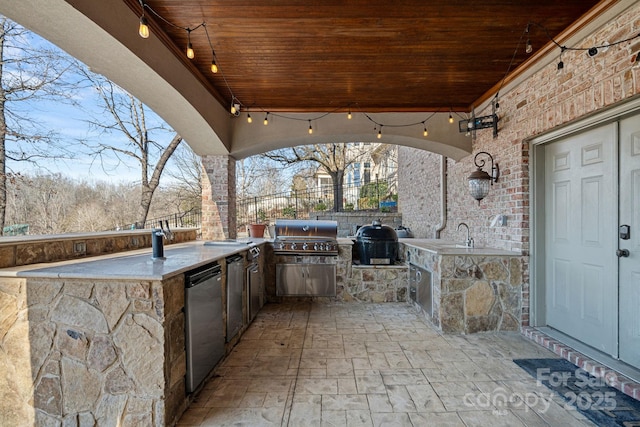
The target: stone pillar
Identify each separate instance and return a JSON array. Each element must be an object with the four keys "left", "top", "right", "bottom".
[{"left": 201, "top": 155, "right": 237, "bottom": 240}]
